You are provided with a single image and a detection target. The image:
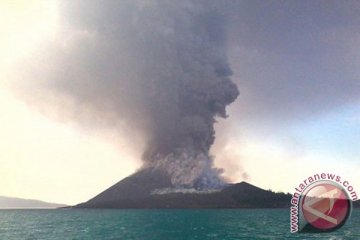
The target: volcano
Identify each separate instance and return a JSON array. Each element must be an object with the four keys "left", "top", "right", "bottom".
[{"left": 75, "top": 169, "right": 291, "bottom": 208}]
